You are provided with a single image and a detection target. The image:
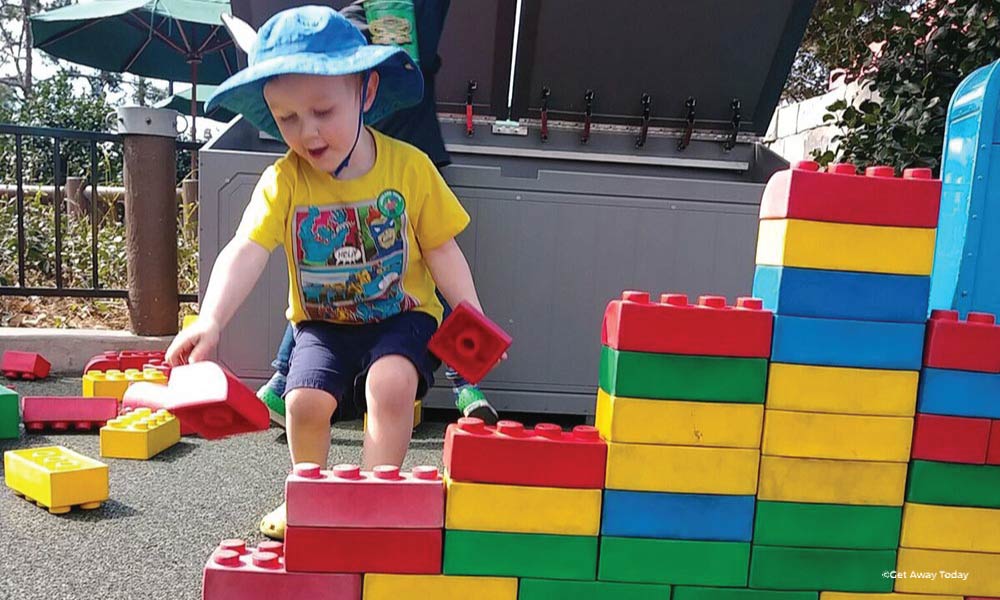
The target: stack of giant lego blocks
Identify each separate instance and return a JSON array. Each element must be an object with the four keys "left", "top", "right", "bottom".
[
  {"left": 896, "top": 309, "right": 1000, "bottom": 597},
  {"left": 751, "top": 161, "right": 940, "bottom": 592},
  {"left": 597, "top": 292, "right": 772, "bottom": 592}
]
